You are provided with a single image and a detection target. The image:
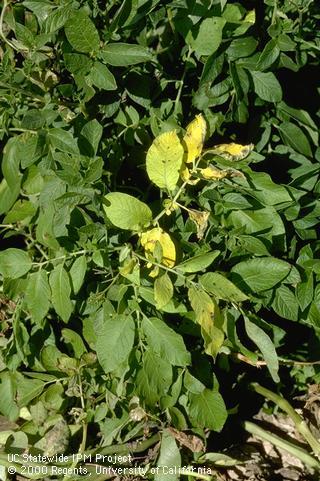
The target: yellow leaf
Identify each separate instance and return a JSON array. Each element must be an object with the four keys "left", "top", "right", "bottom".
[
  {"left": 180, "top": 163, "right": 200, "bottom": 185},
  {"left": 188, "top": 287, "right": 224, "bottom": 358},
  {"left": 140, "top": 227, "right": 176, "bottom": 268},
  {"left": 180, "top": 163, "right": 191, "bottom": 182},
  {"left": 245, "top": 9, "right": 255, "bottom": 24},
  {"left": 210, "top": 142, "right": 254, "bottom": 161},
  {"left": 200, "top": 165, "right": 245, "bottom": 181},
  {"left": 200, "top": 166, "right": 228, "bottom": 180},
  {"left": 146, "top": 131, "right": 184, "bottom": 191},
  {"left": 183, "top": 114, "right": 207, "bottom": 164},
  {"left": 188, "top": 286, "right": 214, "bottom": 332}
]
